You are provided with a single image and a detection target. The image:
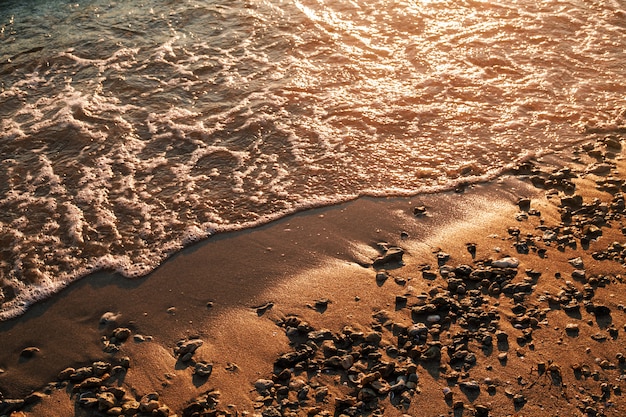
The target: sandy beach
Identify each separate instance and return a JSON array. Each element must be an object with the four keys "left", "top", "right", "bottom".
[{"left": 1, "top": 135, "right": 625, "bottom": 417}]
